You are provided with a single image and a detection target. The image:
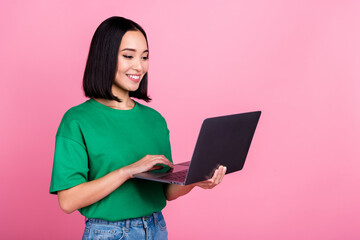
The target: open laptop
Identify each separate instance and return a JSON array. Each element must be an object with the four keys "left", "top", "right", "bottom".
[{"left": 133, "top": 111, "right": 261, "bottom": 185}]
